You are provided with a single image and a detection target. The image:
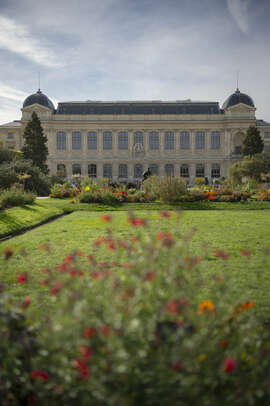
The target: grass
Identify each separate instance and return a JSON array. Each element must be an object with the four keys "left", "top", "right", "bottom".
[
  {"left": 1, "top": 197, "right": 270, "bottom": 239},
  {"left": 1, "top": 208, "right": 270, "bottom": 319}
]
